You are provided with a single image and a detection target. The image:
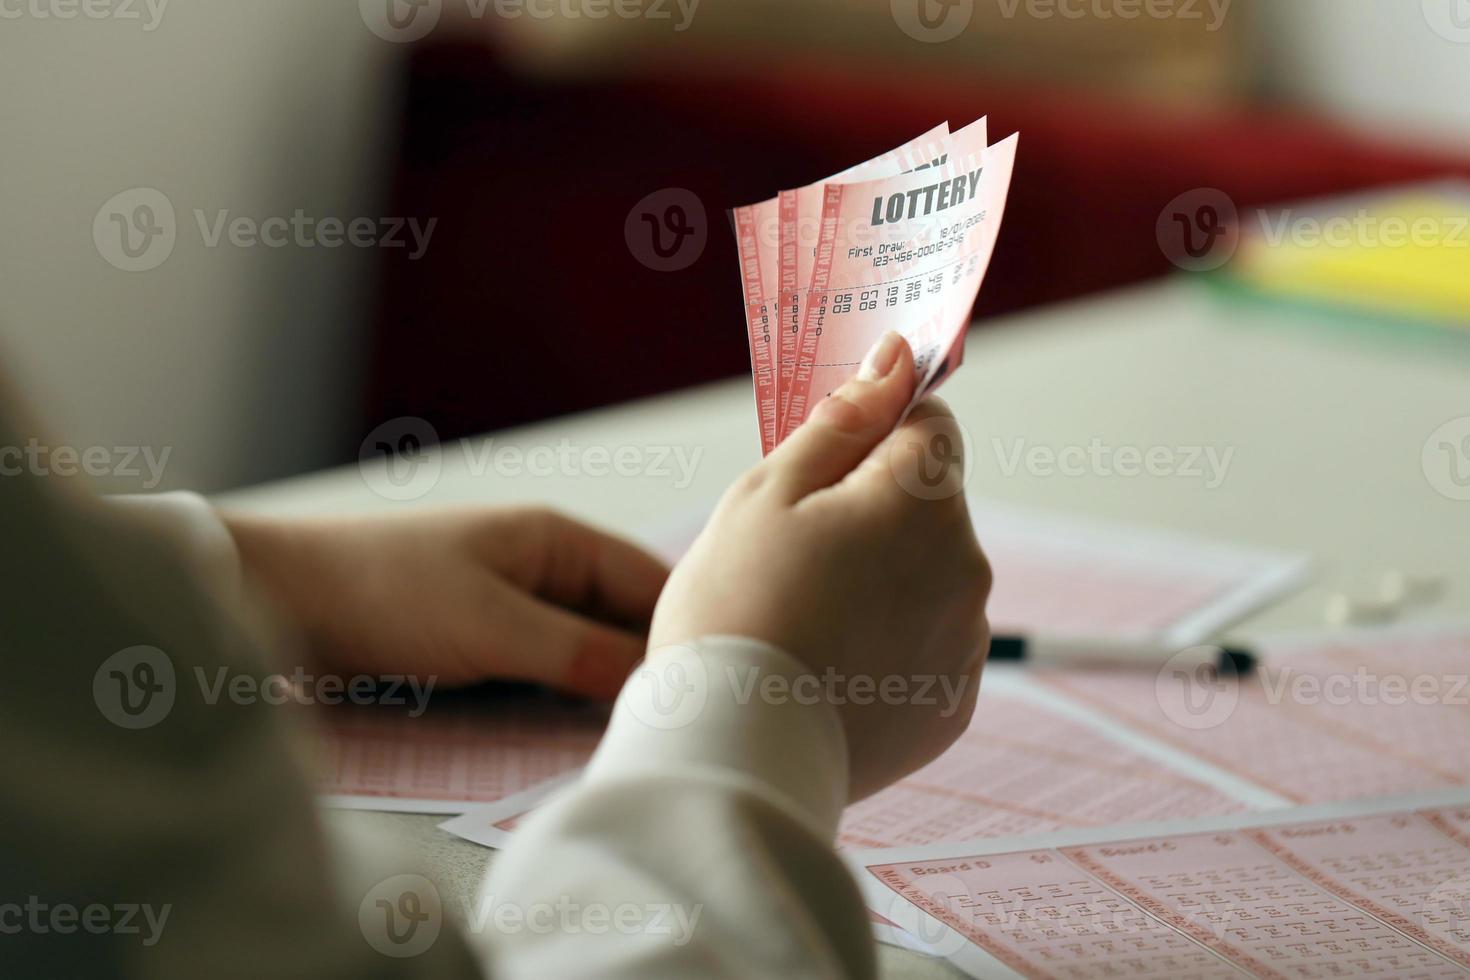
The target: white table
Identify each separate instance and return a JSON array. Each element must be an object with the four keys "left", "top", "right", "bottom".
[{"left": 221, "top": 278, "right": 1470, "bottom": 979}]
